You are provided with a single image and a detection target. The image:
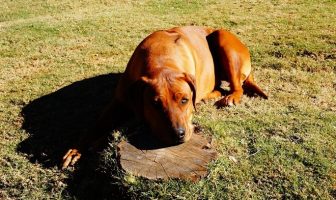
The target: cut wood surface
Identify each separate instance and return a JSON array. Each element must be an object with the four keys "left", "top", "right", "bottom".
[{"left": 117, "top": 133, "right": 217, "bottom": 181}]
